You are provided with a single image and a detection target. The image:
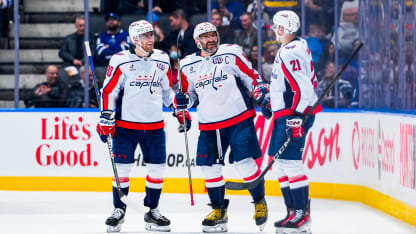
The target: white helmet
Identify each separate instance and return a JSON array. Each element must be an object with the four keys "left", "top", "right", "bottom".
[
  {"left": 128, "top": 20, "right": 154, "bottom": 43},
  {"left": 193, "top": 22, "right": 220, "bottom": 52},
  {"left": 272, "top": 10, "right": 300, "bottom": 35}
]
